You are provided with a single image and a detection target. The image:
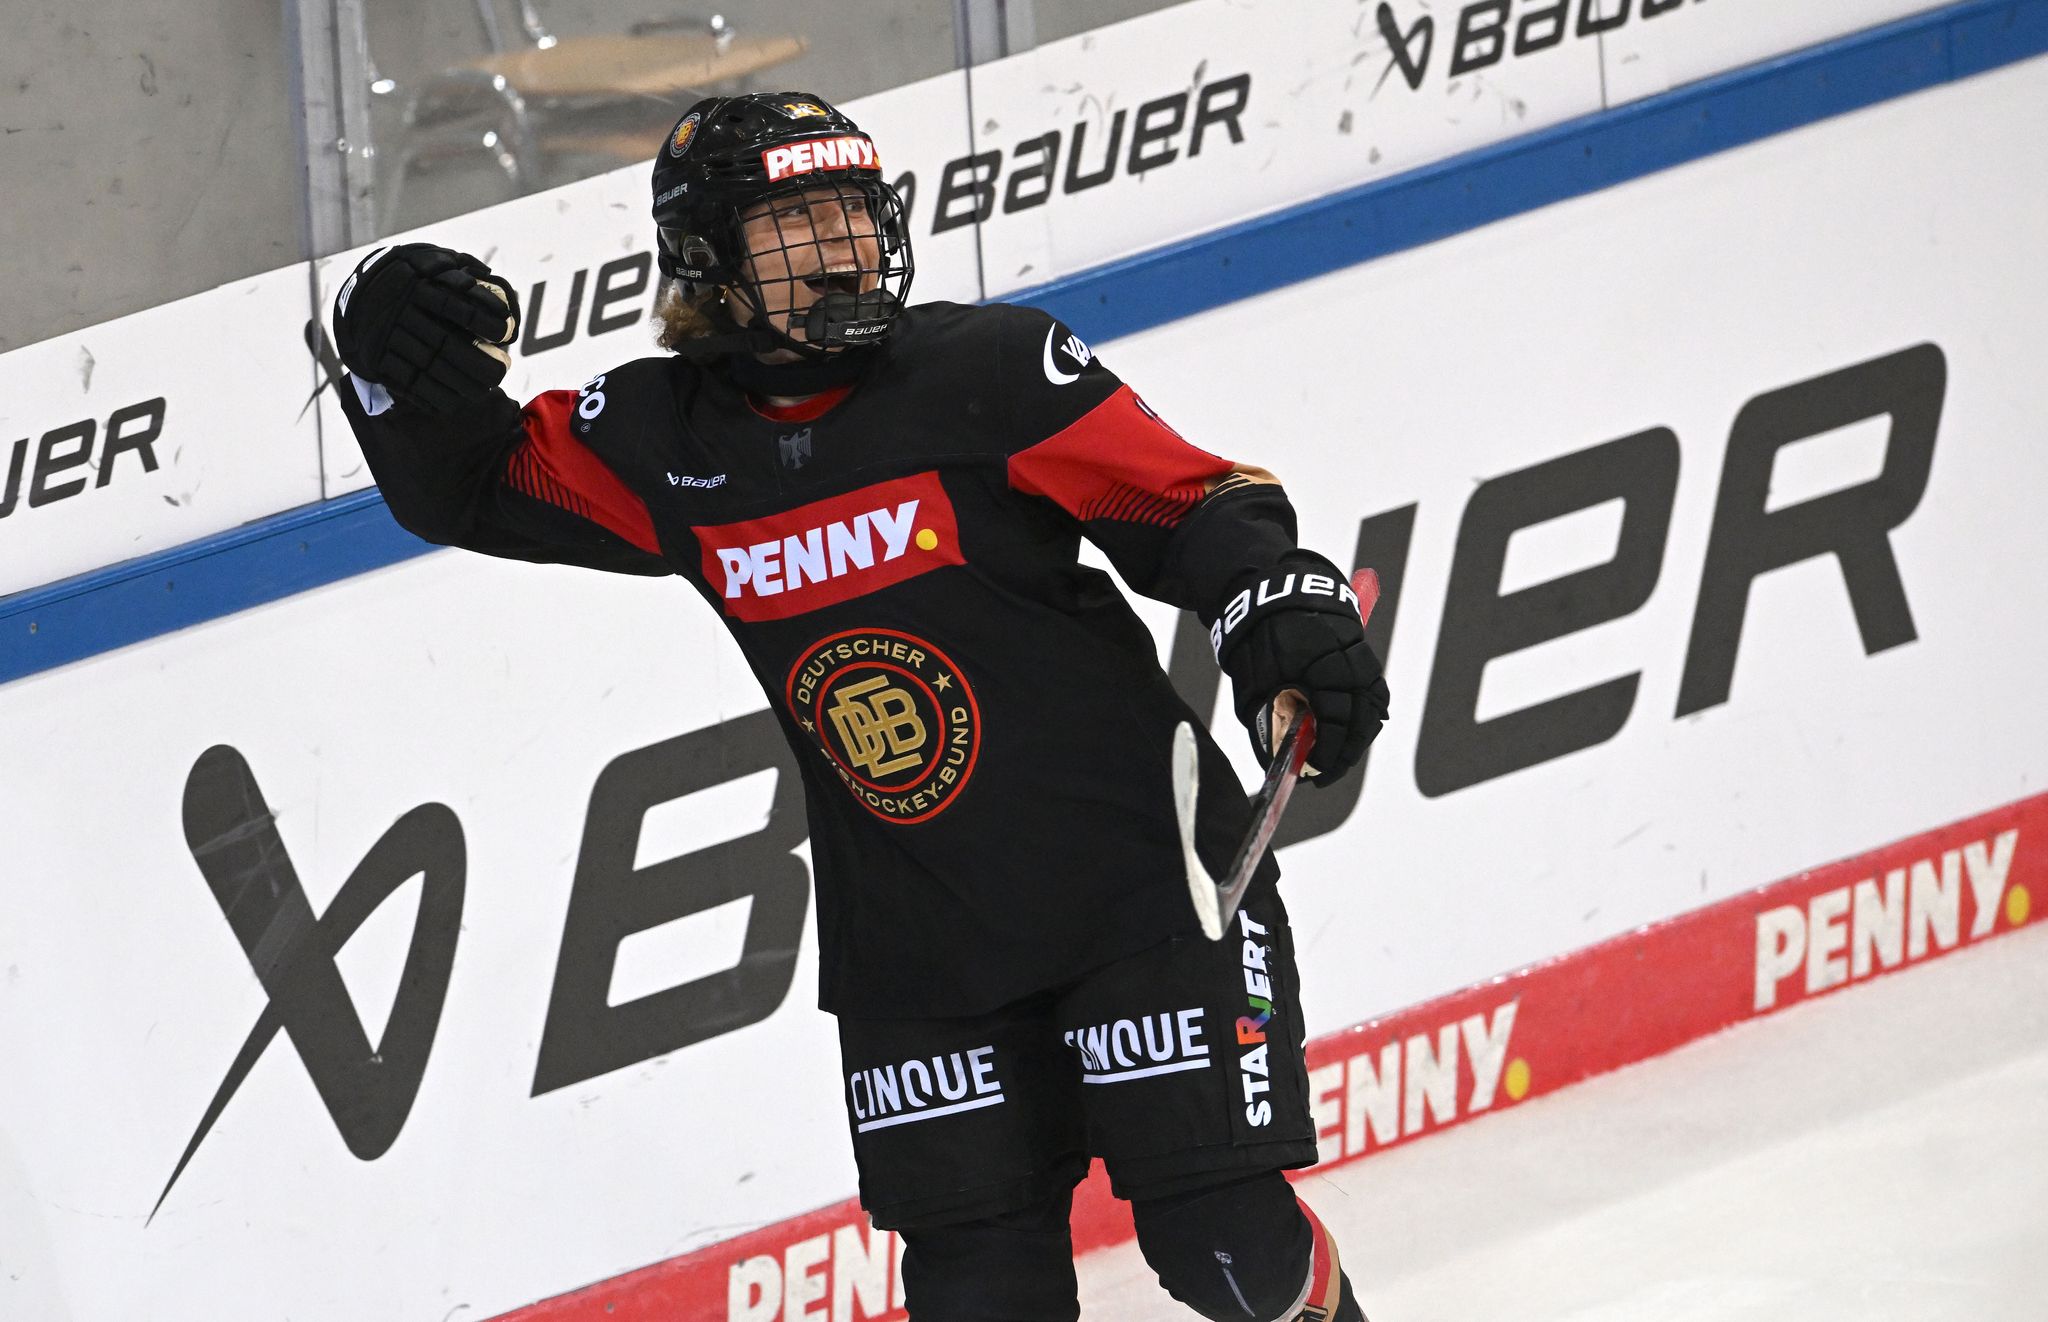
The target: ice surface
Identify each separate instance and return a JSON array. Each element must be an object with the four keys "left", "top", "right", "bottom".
[{"left": 1079, "top": 925, "right": 2048, "bottom": 1319}]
